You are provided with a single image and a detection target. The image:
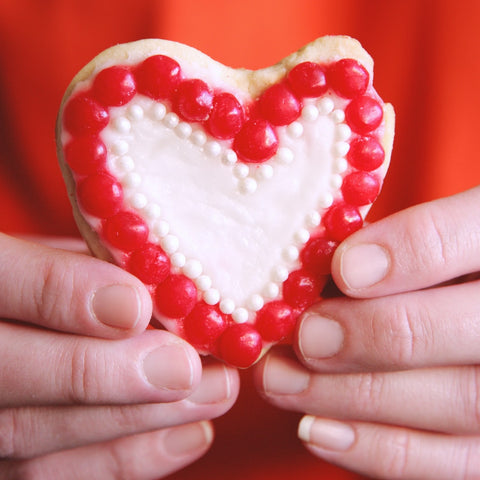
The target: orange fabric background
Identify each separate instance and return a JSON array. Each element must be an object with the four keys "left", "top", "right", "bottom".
[{"left": 1, "top": 1, "right": 479, "bottom": 478}]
